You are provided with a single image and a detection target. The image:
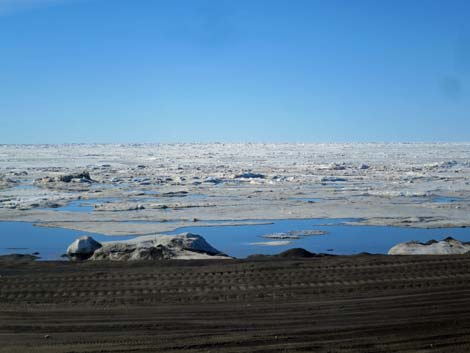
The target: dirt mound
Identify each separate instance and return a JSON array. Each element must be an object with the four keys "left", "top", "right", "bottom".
[
  {"left": 277, "top": 248, "right": 316, "bottom": 258},
  {"left": 0, "top": 254, "right": 38, "bottom": 263}
]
